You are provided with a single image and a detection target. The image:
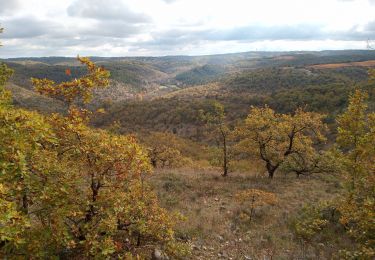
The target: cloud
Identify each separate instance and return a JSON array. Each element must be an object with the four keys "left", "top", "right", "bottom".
[
  {"left": 67, "top": 0, "right": 151, "bottom": 23},
  {"left": 0, "top": 0, "right": 20, "bottom": 14},
  {"left": 1, "top": 0, "right": 375, "bottom": 57},
  {"left": 161, "top": 0, "right": 179, "bottom": 3},
  {"left": 1, "top": 14, "right": 147, "bottom": 40},
  {"left": 143, "top": 23, "right": 371, "bottom": 48},
  {"left": 1, "top": 17, "right": 58, "bottom": 39},
  {"left": 81, "top": 20, "right": 147, "bottom": 38},
  {"left": 365, "top": 20, "right": 375, "bottom": 31},
  {"left": 204, "top": 24, "right": 324, "bottom": 41},
  {"left": 338, "top": 0, "right": 375, "bottom": 4},
  {"left": 136, "top": 22, "right": 375, "bottom": 55}
]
